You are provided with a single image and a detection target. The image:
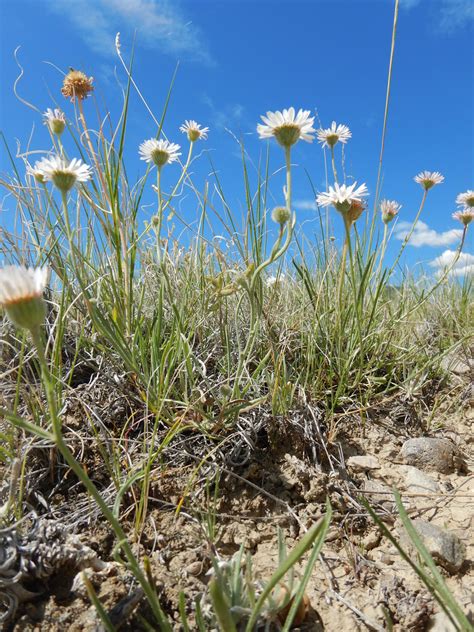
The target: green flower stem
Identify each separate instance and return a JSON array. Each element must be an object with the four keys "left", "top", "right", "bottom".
[
  {"left": 77, "top": 99, "right": 110, "bottom": 207},
  {"left": 330, "top": 146, "right": 338, "bottom": 183},
  {"left": 133, "top": 143, "right": 194, "bottom": 248},
  {"left": 376, "top": 222, "right": 389, "bottom": 281},
  {"left": 155, "top": 167, "right": 164, "bottom": 265},
  {"left": 343, "top": 216, "right": 364, "bottom": 349},
  {"left": 285, "top": 146, "right": 292, "bottom": 211},
  {"left": 250, "top": 144, "right": 295, "bottom": 291},
  {"left": 28, "top": 326, "right": 170, "bottom": 629},
  {"left": 250, "top": 216, "right": 295, "bottom": 294},
  {"left": 233, "top": 146, "right": 295, "bottom": 398},
  {"left": 161, "top": 142, "right": 194, "bottom": 215},
  {"left": 336, "top": 217, "right": 350, "bottom": 307},
  {"left": 61, "top": 190, "right": 73, "bottom": 243},
  {"left": 389, "top": 189, "right": 428, "bottom": 277}
]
